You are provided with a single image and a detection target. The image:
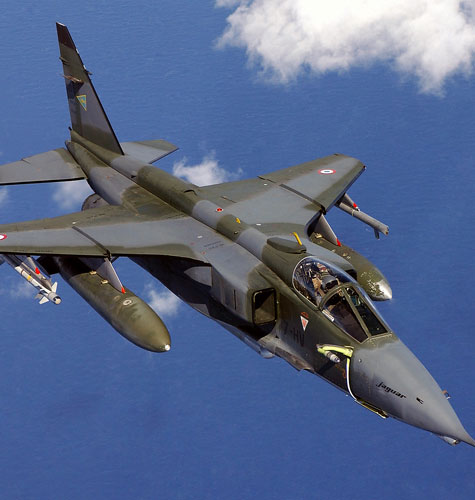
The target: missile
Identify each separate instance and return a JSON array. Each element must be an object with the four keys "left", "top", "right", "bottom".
[
  {"left": 0, "top": 253, "right": 61, "bottom": 304},
  {"left": 54, "top": 256, "right": 171, "bottom": 352},
  {"left": 336, "top": 200, "right": 389, "bottom": 236}
]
